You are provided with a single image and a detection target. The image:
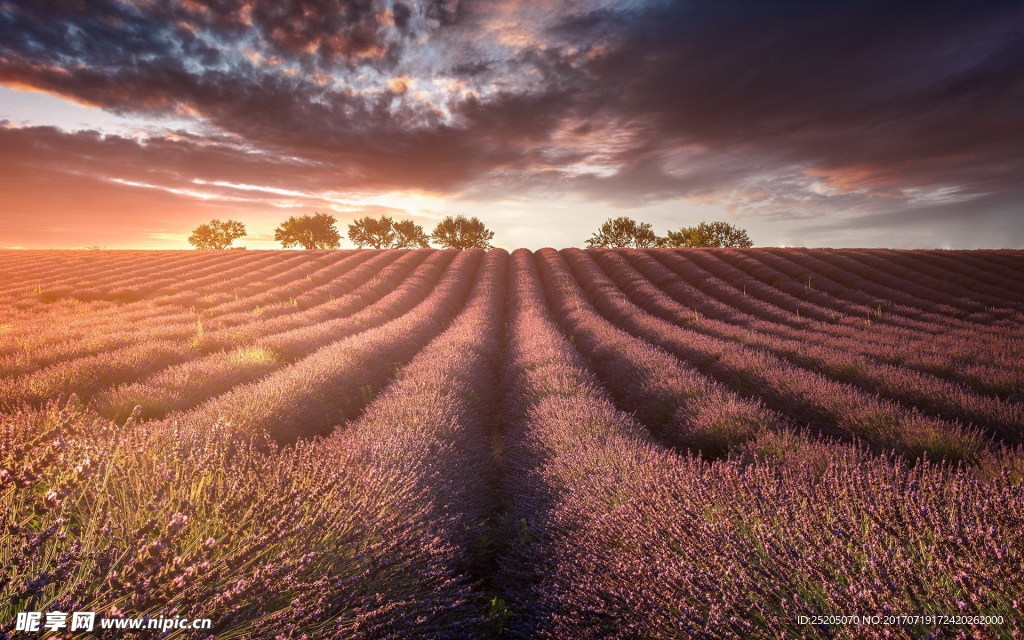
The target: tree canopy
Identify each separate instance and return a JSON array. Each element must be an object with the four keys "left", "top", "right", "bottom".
[
  {"left": 347, "top": 216, "right": 396, "bottom": 249},
  {"left": 585, "top": 217, "right": 661, "bottom": 248},
  {"left": 431, "top": 215, "right": 494, "bottom": 250},
  {"left": 392, "top": 219, "right": 431, "bottom": 248},
  {"left": 188, "top": 219, "right": 246, "bottom": 250},
  {"left": 662, "top": 221, "right": 753, "bottom": 248},
  {"left": 275, "top": 212, "right": 342, "bottom": 249},
  {"left": 347, "top": 216, "right": 430, "bottom": 249}
]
